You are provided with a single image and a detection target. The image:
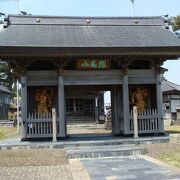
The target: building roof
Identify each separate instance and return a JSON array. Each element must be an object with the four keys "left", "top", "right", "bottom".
[
  {"left": 0, "top": 85, "right": 12, "bottom": 94},
  {"left": 162, "top": 79, "right": 180, "bottom": 92},
  {"left": 1, "top": 15, "right": 180, "bottom": 48},
  {"left": 0, "top": 15, "right": 180, "bottom": 58}
]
